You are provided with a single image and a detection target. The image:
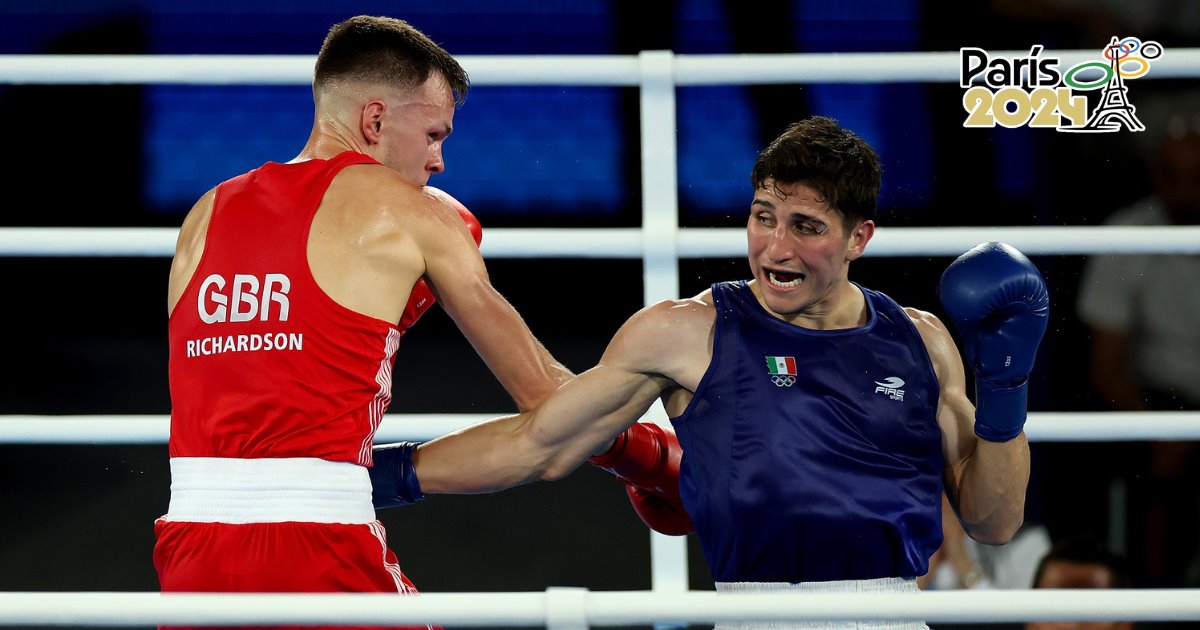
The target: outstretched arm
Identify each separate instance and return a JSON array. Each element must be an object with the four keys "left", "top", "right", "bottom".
[{"left": 413, "top": 303, "right": 682, "bottom": 494}]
